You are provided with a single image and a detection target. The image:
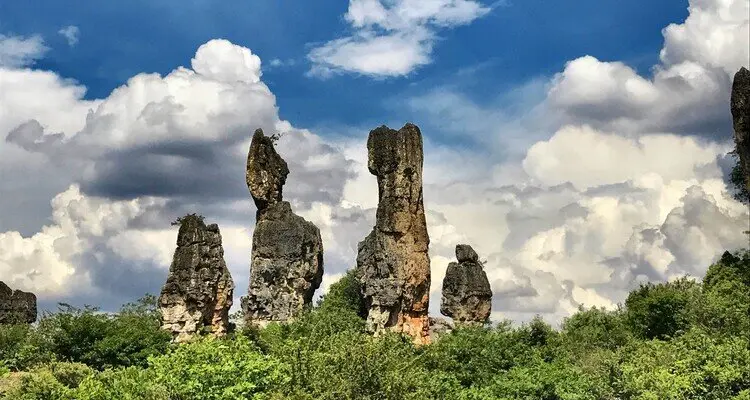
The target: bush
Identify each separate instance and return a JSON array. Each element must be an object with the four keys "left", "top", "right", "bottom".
[
  {"left": 3, "top": 368, "right": 72, "bottom": 400},
  {"left": 423, "top": 323, "right": 536, "bottom": 388},
  {"left": 316, "top": 269, "right": 367, "bottom": 318},
  {"left": 560, "top": 306, "right": 631, "bottom": 351},
  {"left": 74, "top": 367, "right": 168, "bottom": 400},
  {"left": 625, "top": 277, "right": 700, "bottom": 340},
  {"left": 0, "top": 323, "right": 55, "bottom": 371},
  {"left": 480, "top": 360, "right": 604, "bottom": 400},
  {"left": 31, "top": 296, "right": 171, "bottom": 370},
  {"left": 148, "top": 335, "right": 290, "bottom": 399},
  {"left": 617, "top": 329, "right": 750, "bottom": 399}
]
